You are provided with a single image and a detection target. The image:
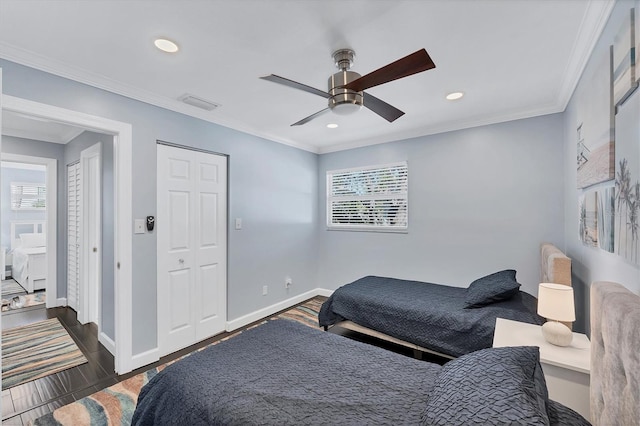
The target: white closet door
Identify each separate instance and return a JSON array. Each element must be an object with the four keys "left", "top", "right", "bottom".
[
  {"left": 67, "top": 162, "right": 81, "bottom": 310},
  {"left": 157, "top": 144, "right": 227, "bottom": 356}
]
